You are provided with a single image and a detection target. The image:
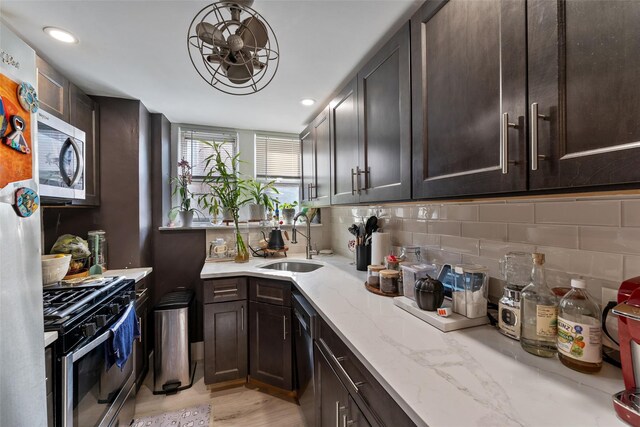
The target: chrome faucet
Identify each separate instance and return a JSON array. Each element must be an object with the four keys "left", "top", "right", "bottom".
[{"left": 291, "top": 212, "right": 312, "bottom": 259}]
